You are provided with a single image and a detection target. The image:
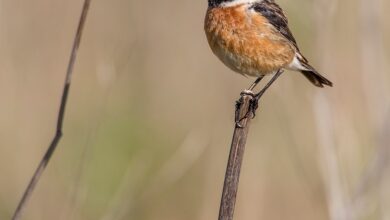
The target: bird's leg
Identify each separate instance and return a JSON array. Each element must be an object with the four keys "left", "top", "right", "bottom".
[
  {"left": 235, "top": 72, "right": 282, "bottom": 127},
  {"left": 248, "top": 76, "right": 264, "bottom": 91},
  {"left": 235, "top": 76, "right": 265, "bottom": 127},
  {"left": 249, "top": 69, "right": 284, "bottom": 117},
  {"left": 255, "top": 69, "right": 284, "bottom": 100},
  {"left": 235, "top": 77, "right": 264, "bottom": 127}
]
